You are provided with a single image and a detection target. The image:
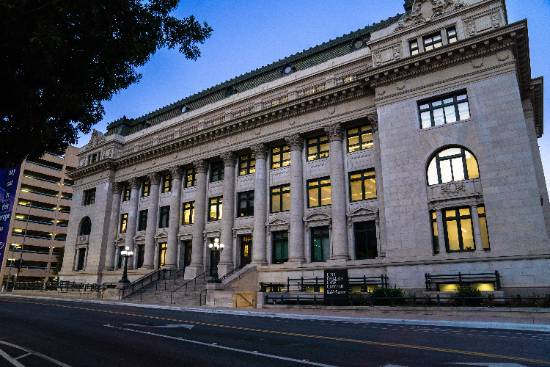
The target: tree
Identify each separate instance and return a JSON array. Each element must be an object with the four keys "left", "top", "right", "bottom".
[{"left": 0, "top": 0, "right": 212, "bottom": 167}]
